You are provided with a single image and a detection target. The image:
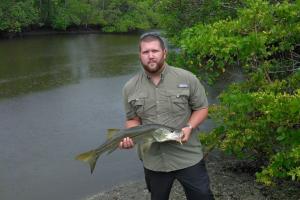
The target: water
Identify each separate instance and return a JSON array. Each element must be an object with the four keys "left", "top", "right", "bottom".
[{"left": 0, "top": 34, "right": 144, "bottom": 200}]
